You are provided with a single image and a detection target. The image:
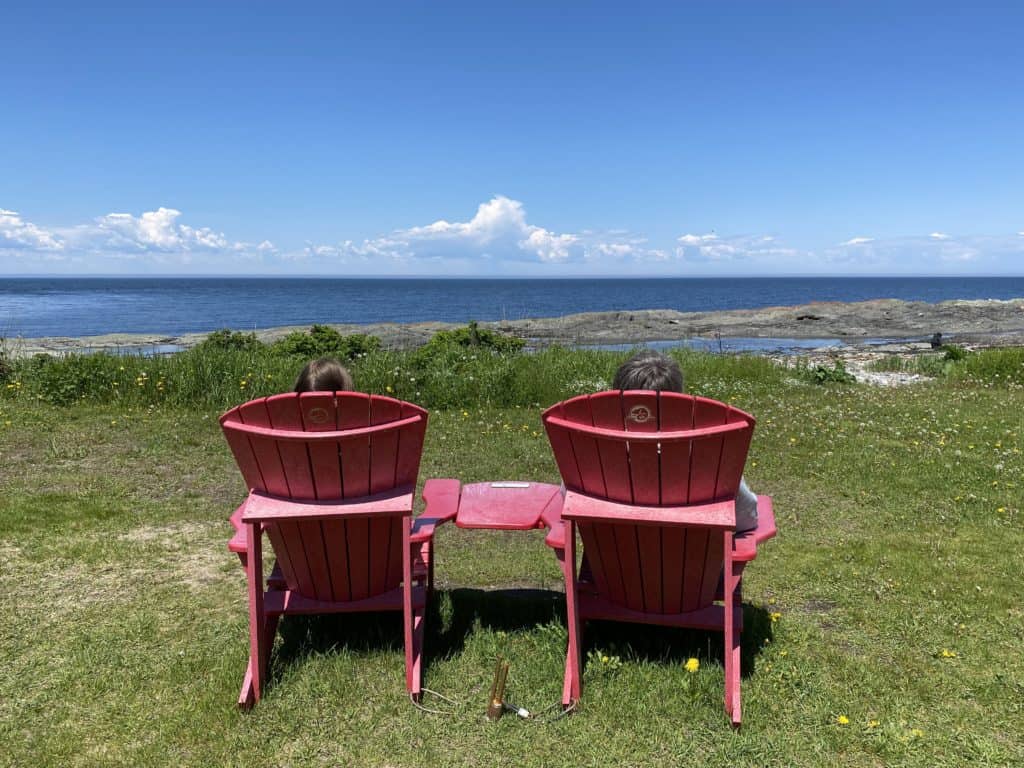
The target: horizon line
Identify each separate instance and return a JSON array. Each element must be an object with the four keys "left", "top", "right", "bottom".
[{"left": 5, "top": 273, "right": 1024, "bottom": 280}]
